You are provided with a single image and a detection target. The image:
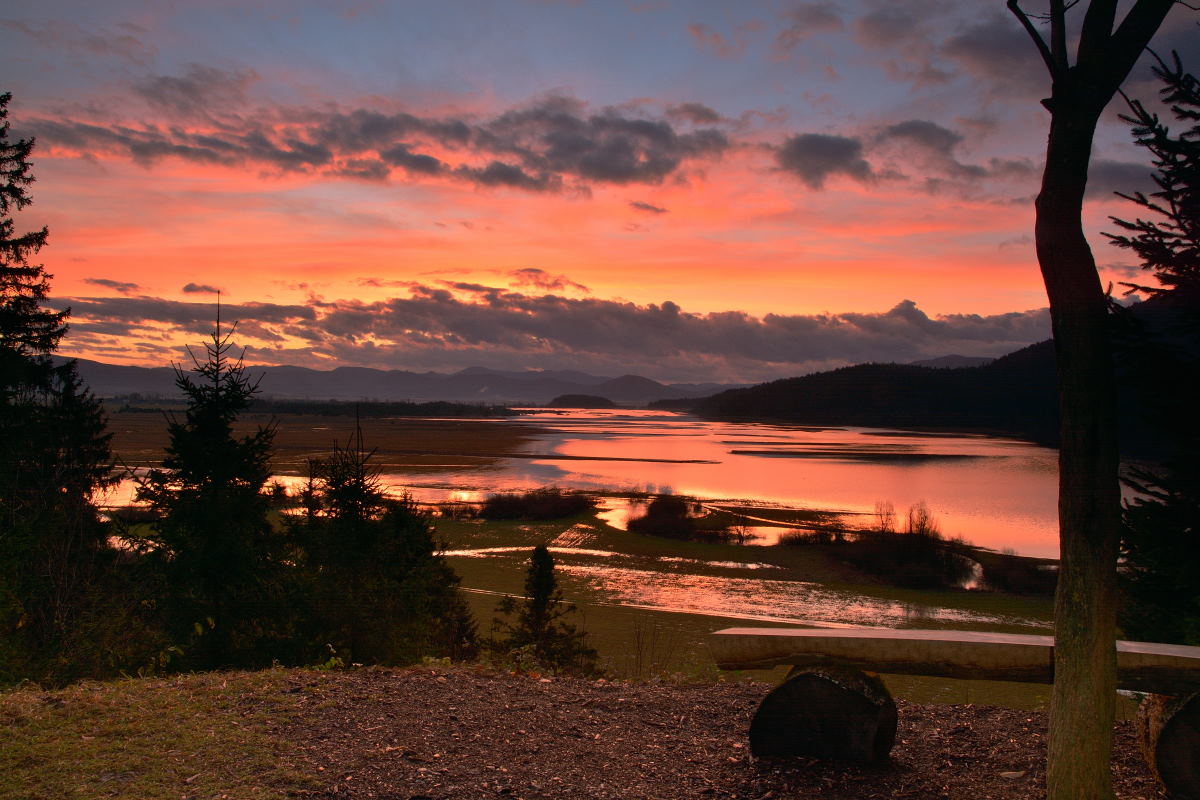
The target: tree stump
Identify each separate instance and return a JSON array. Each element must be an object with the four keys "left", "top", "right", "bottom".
[
  {"left": 1137, "top": 692, "right": 1200, "bottom": 798},
  {"left": 748, "top": 665, "right": 897, "bottom": 763}
]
